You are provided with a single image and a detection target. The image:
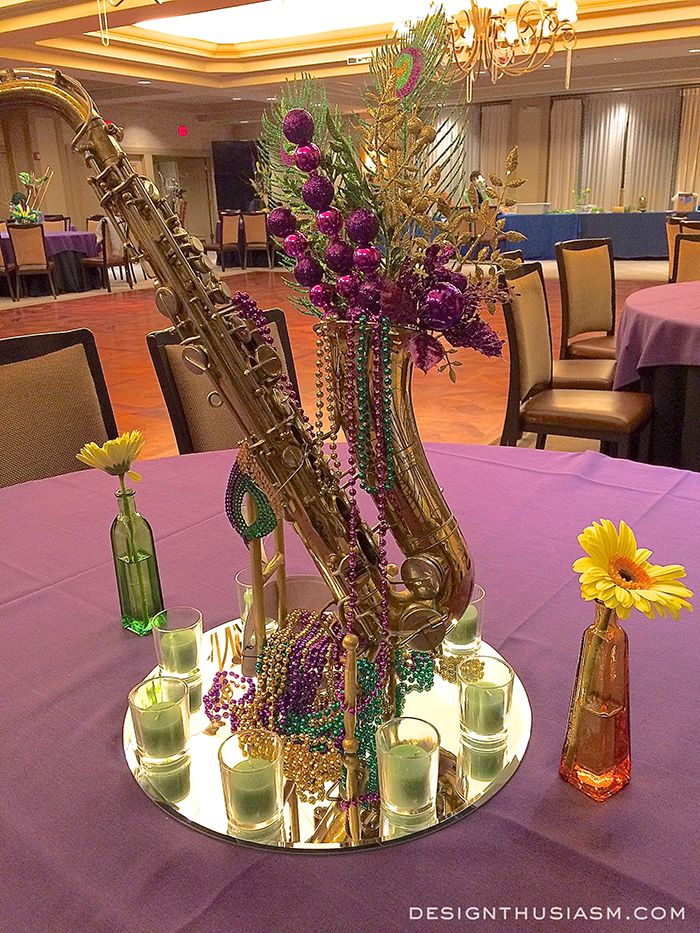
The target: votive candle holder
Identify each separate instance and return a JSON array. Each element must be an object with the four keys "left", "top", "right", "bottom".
[
  {"left": 129, "top": 676, "right": 189, "bottom": 765},
  {"left": 444, "top": 584, "right": 485, "bottom": 656},
  {"left": 219, "top": 730, "right": 284, "bottom": 832},
  {"left": 376, "top": 717, "right": 440, "bottom": 817},
  {"left": 458, "top": 656, "right": 514, "bottom": 745},
  {"left": 152, "top": 607, "right": 202, "bottom": 676}
]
